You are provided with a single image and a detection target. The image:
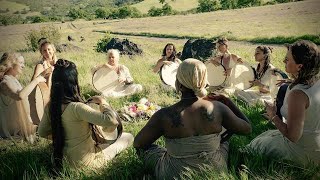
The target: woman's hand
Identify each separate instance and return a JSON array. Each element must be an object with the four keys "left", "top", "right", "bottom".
[
  {"left": 249, "top": 79, "right": 263, "bottom": 87},
  {"left": 118, "top": 76, "right": 126, "bottom": 83},
  {"left": 87, "top": 96, "right": 107, "bottom": 105},
  {"left": 206, "top": 93, "right": 232, "bottom": 107},
  {"left": 162, "top": 60, "right": 173, "bottom": 66},
  {"left": 224, "top": 68, "right": 232, "bottom": 76},
  {"left": 264, "top": 101, "right": 277, "bottom": 121},
  {"left": 35, "top": 75, "right": 46, "bottom": 83},
  {"left": 276, "top": 79, "right": 292, "bottom": 86},
  {"left": 210, "top": 58, "right": 221, "bottom": 66},
  {"left": 236, "top": 58, "right": 243, "bottom": 64}
]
